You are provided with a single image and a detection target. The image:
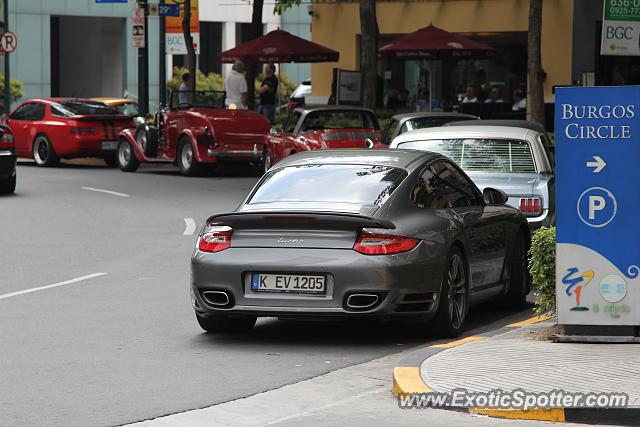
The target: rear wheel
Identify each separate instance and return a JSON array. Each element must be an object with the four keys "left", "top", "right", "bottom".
[
  {"left": 0, "top": 174, "right": 16, "bottom": 194},
  {"left": 178, "top": 138, "right": 203, "bottom": 176},
  {"left": 33, "top": 135, "right": 59, "bottom": 167},
  {"left": 136, "top": 124, "right": 158, "bottom": 157},
  {"left": 500, "top": 231, "right": 529, "bottom": 310},
  {"left": 116, "top": 140, "right": 140, "bottom": 172},
  {"left": 195, "top": 313, "right": 257, "bottom": 333},
  {"left": 431, "top": 247, "right": 469, "bottom": 338}
]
